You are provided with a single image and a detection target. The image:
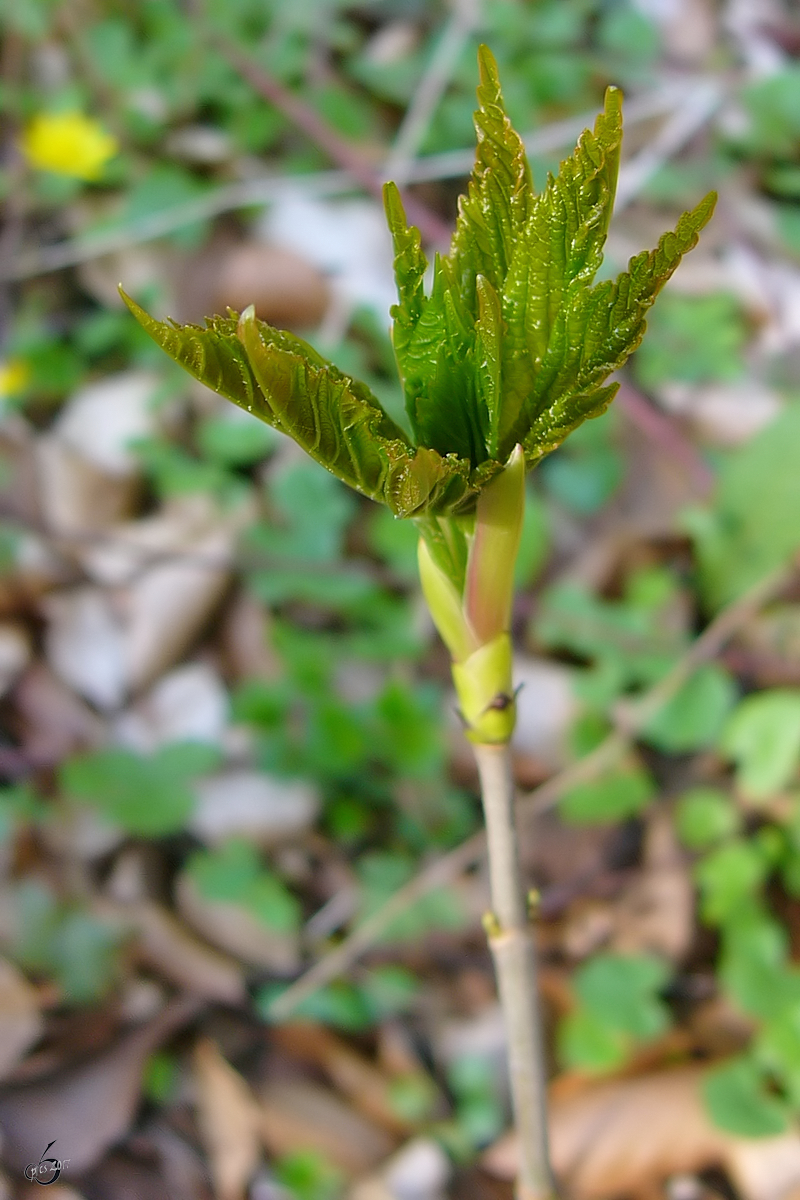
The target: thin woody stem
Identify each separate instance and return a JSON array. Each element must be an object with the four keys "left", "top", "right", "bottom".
[{"left": 474, "top": 741, "right": 556, "bottom": 1200}]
